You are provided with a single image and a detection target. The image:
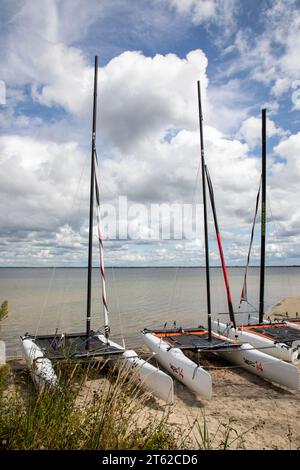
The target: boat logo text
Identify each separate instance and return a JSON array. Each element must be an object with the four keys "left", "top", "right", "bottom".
[
  {"left": 169, "top": 363, "right": 184, "bottom": 379},
  {"left": 243, "top": 357, "right": 264, "bottom": 372}
]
